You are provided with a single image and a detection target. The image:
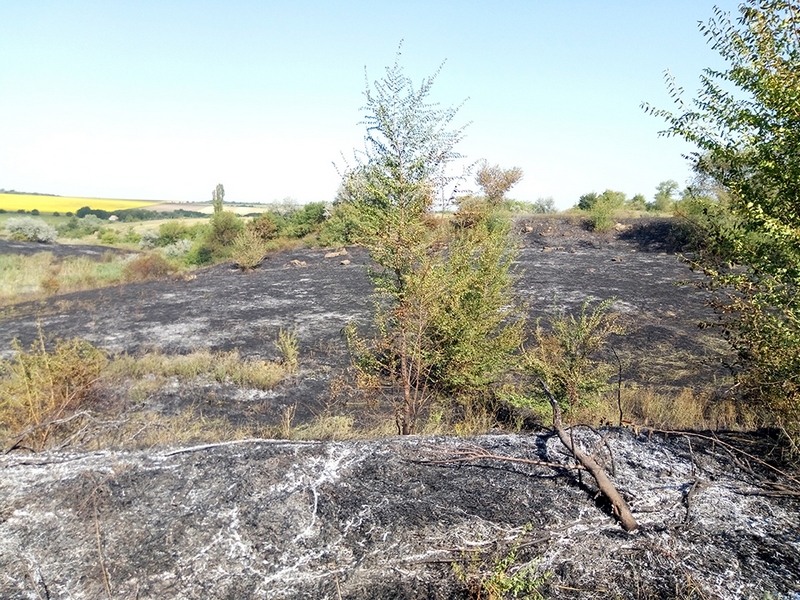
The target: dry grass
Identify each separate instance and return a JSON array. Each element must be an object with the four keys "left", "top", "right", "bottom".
[
  {"left": 1, "top": 338, "right": 294, "bottom": 452},
  {"left": 105, "top": 348, "right": 287, "bottom": 390},
  {"left": 0, "top": 331, "right": 107, "bottom": 450},
  {"left": 0, "top": 252, "right": 135, "bottom": 305},
  {"left": 569, "top": 385, "right": 755, "bottom": 432}
]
